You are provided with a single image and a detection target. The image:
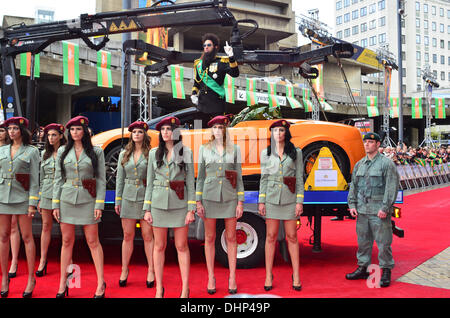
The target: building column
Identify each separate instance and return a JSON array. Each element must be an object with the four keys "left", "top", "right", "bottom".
[
  {"left": 173, "top": 32, "right": 184, "bottom": 52},
  {"left": 56, "top": 94, "right": 72, "bottom": 125}
]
